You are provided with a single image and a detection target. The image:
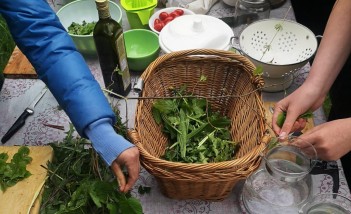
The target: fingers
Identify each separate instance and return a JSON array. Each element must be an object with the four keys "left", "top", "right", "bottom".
[
  {"left": 112, "top": 147, "right": 140, "bottom": 193},
  {"left": 272, "top": 103, "right": 307, "bottom": 140},
  {"left": 111, "top": 161, "right": 127, "bottom": 192},
  {"left": 122, "top": 157, "right": 140, "bottom": 193}
]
